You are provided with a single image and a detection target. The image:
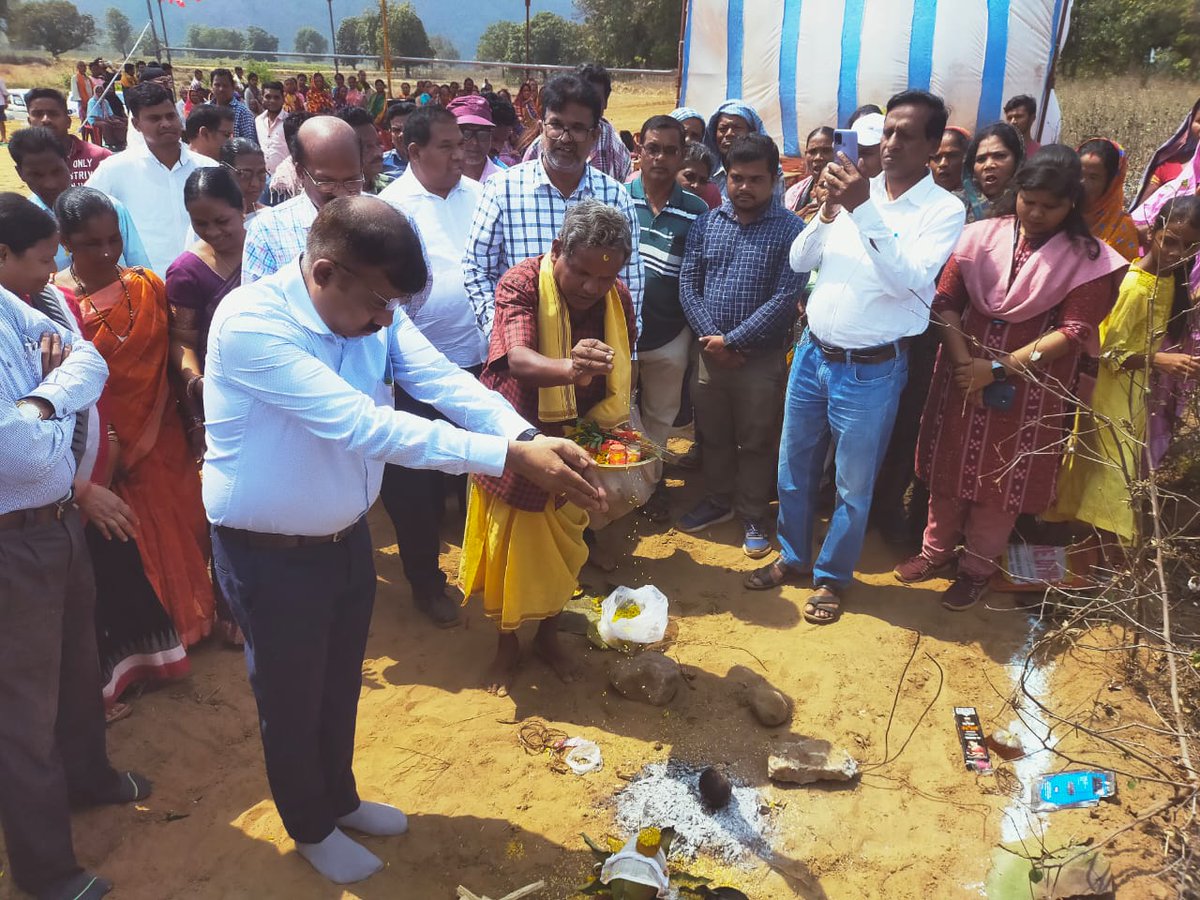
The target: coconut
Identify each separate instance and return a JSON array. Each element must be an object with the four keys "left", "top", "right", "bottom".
[{"left": 698, "top": 765, "right": 732, "bottom": 810}]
